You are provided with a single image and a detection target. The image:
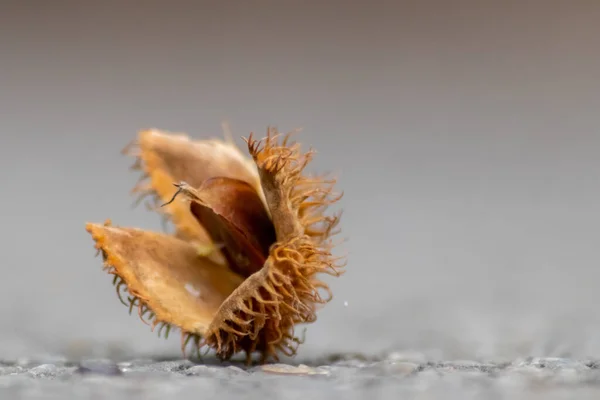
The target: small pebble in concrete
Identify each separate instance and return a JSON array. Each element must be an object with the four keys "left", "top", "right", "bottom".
[
  {"left": 27, "top": 364, "right": 62, "bottom": 379},
  {"left": 76, "top": 359, "right": 122, "bottom": 376},
  {"left": 184, "top": 365, "right": 248, "bottom": 377},
  {"left": 260, "top": 363, "right": 330, "bottom": 376}
]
